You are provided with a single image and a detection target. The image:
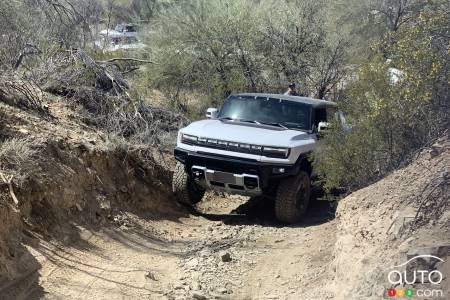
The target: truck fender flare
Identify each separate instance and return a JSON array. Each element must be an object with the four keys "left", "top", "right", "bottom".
[{"left": 295, "top": 152, "right": 313, "bottom": 176}]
